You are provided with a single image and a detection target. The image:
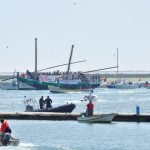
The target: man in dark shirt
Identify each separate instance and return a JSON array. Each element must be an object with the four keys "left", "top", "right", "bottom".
[
  {"left": 45, "top": 96, "right": 52, "bottom": 109},
  {"left": 39, "top": 96, "right": 44, "bottom": 109}
]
